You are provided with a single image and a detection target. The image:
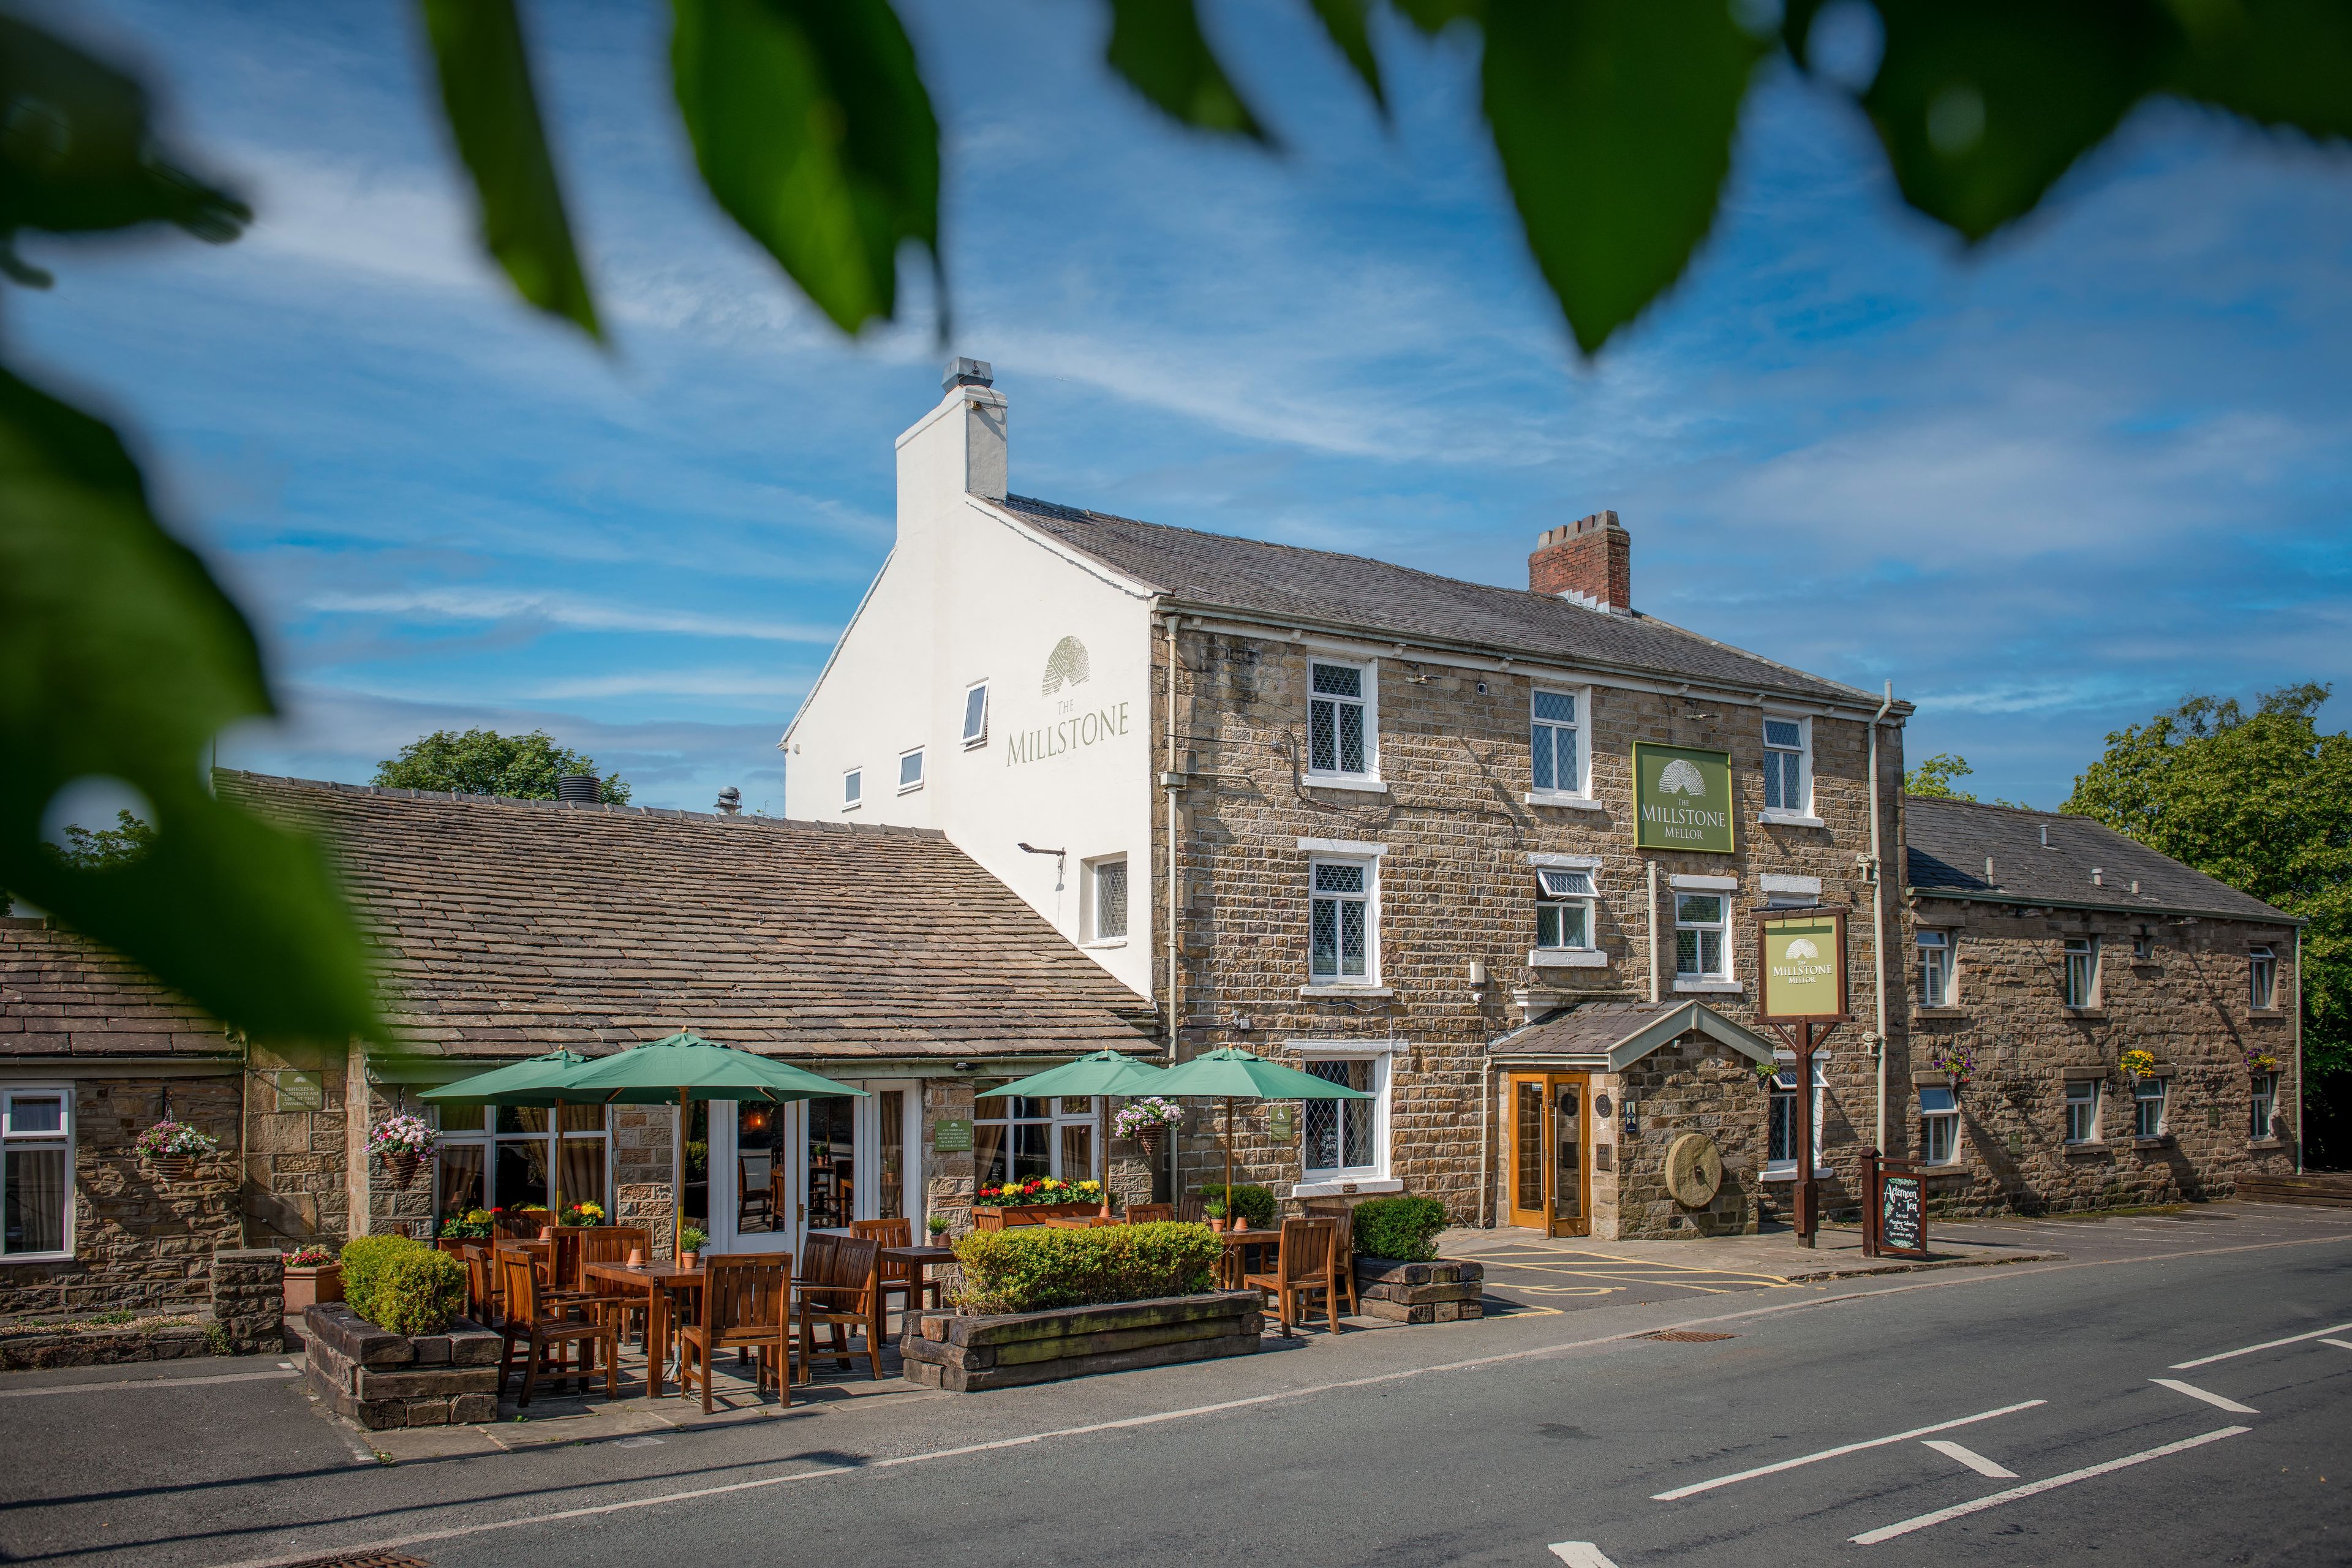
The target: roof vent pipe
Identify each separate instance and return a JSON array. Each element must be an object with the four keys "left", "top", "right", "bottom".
[
  {"left": 557, "top": 772, "right": 599, "bottom": 804},
  {"left": 715, "top": 786, "right": 742, "bottom": 815}
]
